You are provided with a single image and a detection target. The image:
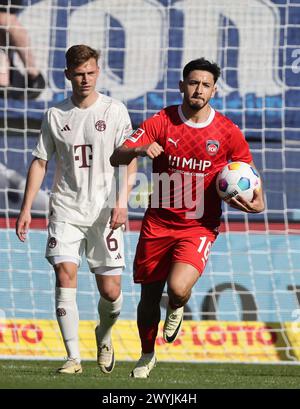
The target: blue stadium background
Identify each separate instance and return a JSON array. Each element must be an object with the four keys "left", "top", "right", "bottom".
[{"left": 0, "top": 0, "right": 299, "bottom": 324}]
